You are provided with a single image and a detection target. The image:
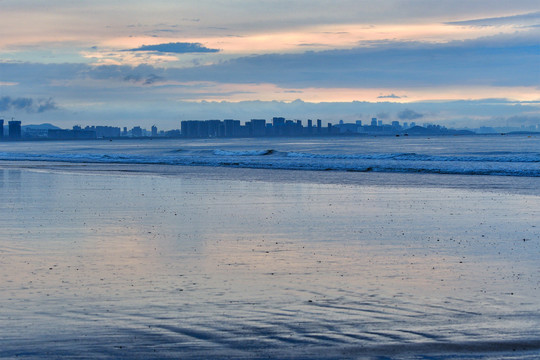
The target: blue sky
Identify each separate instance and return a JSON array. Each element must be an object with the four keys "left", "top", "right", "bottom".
[{"left": 0, "top": 1, "right": 539, "bottom": 129}]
